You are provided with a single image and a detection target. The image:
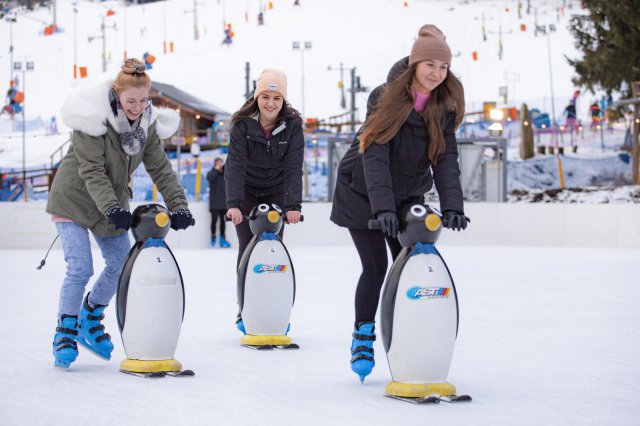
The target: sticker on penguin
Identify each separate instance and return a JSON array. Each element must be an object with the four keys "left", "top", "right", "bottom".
[
  {"left": 116, "top": 204, "right": 194, "bottom": 378},
  {"left": 237, "top": 203, "right": 300, "bottom": 350},
  {"left": 371, "top": 204, "right": 471, "bottom": 403}
]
